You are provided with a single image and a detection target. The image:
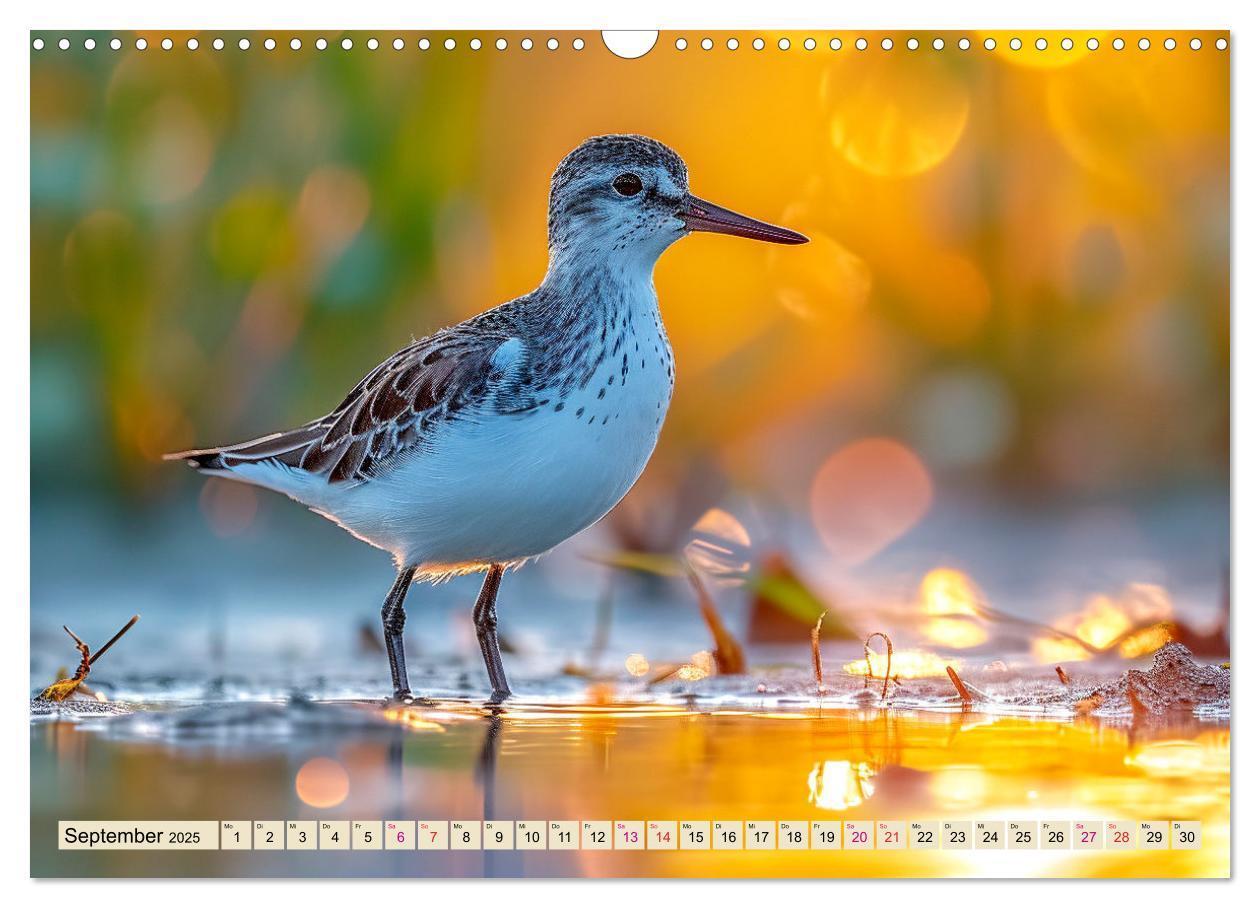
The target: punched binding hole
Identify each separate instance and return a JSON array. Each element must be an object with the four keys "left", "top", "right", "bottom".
[{"left": 601, "top": 30, "right": 657, "bottom": 59}]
